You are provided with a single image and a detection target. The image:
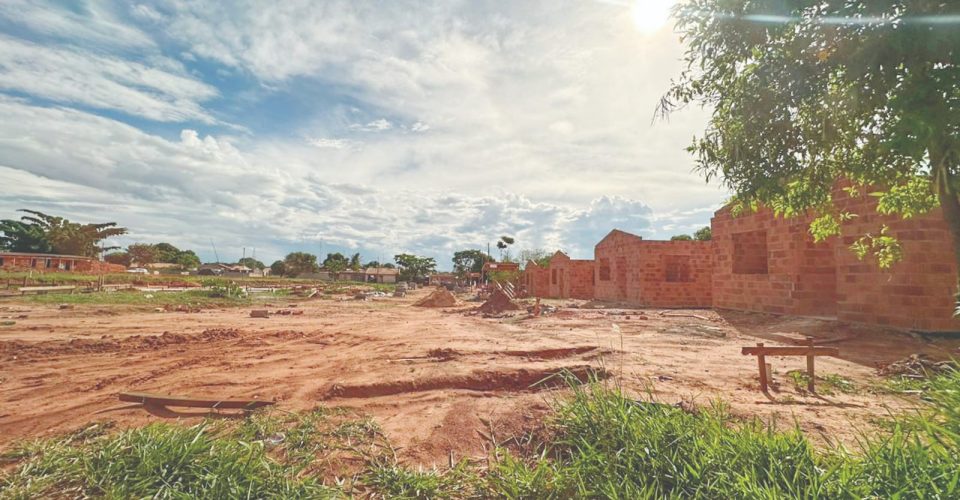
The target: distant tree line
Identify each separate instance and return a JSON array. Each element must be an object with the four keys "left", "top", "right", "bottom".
[
  {"left": 105, "top": 242, "right": 202, "bottom": 270},
  {"left": 0, "top": 209, "right": 126, "bottom": 257},
  {"left": 671, "top": 226, "right": 712, "bottom": 242},
  {"left": 268, "top": 252, "right": 437, "bottom": 281}
]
